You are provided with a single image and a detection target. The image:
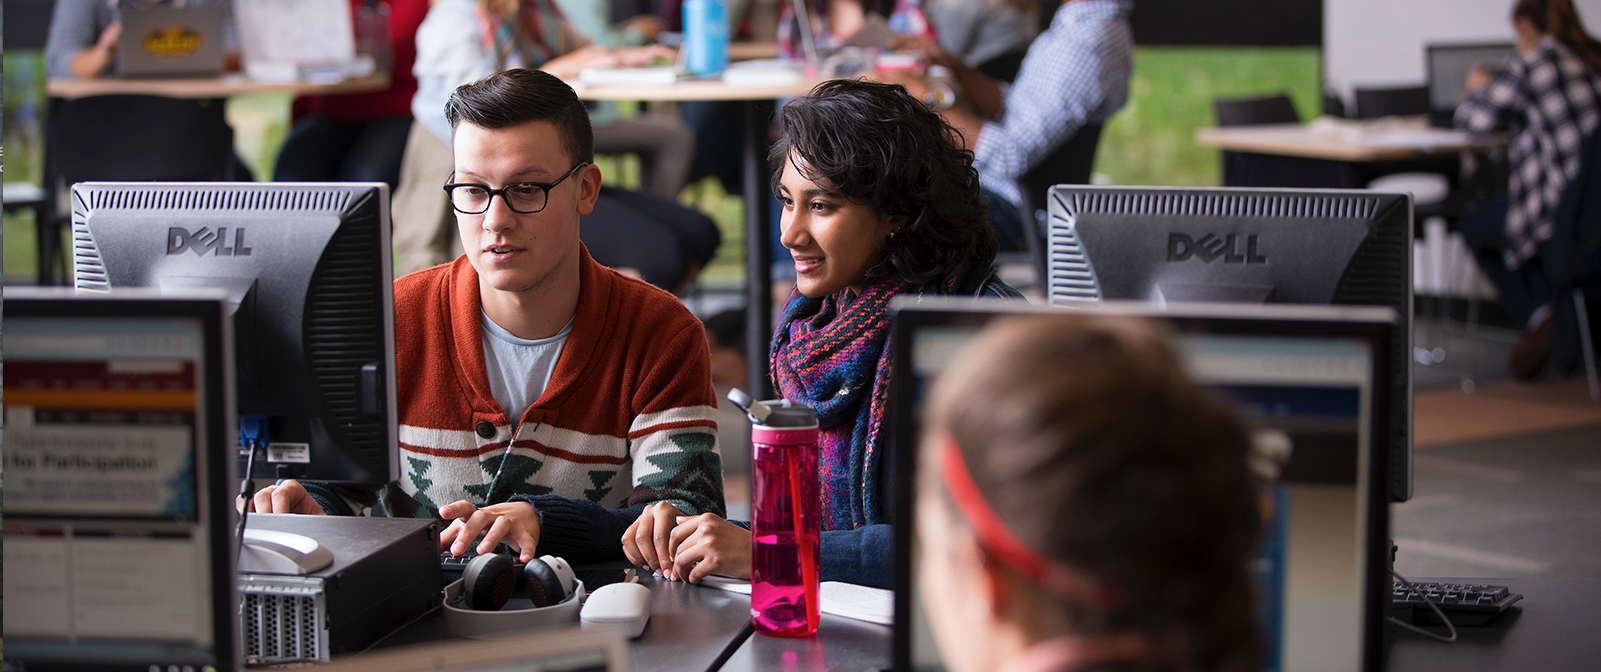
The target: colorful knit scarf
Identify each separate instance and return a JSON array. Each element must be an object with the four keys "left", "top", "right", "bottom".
[
  {"left": 771, "top": 274, "right": 911, "bottom": 531},
  {"left": 477, "top": 0, "right": 576, "bottom": 71}
]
